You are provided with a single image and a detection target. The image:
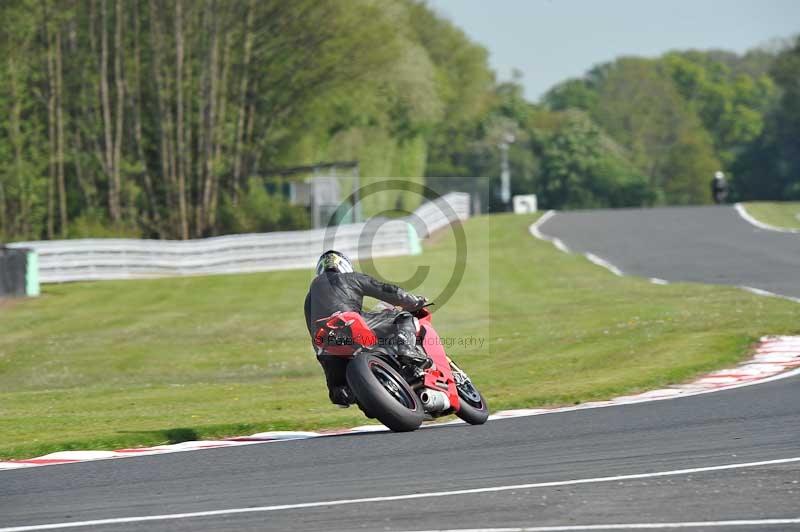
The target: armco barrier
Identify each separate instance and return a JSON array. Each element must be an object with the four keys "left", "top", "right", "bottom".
[{"left": 9, "top": 192, "right": 469, "bottom": 283}]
